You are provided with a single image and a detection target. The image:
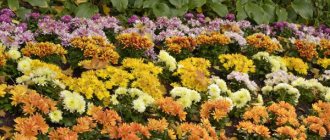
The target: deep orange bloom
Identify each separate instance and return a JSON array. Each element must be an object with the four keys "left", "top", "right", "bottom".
[
  {"left": 243, "top": 106, "right": 269, "bottom": 124},
  {"left": 49, "top": 127, "right": 78, "bottom": 140},
  {"left": 200, "top": 99, "right": 232, "bottom": 121},
  {"left": 116, "top": 32, "right": 154, "bottom": 50},
  {"left": 72, "top": 116, "right": 96, "bottom": 133},
  {"left": 156, "top": 97, "right": 187, "bottom": 121},
  {"left": 165, "top": 36, "right": 197, "bottom": 53},
  {"left": 14, "top": 113, "right": 49, "bottom": 137},
  {"left": 22, "top": 42, "right": 67, "bottom": 57}
]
